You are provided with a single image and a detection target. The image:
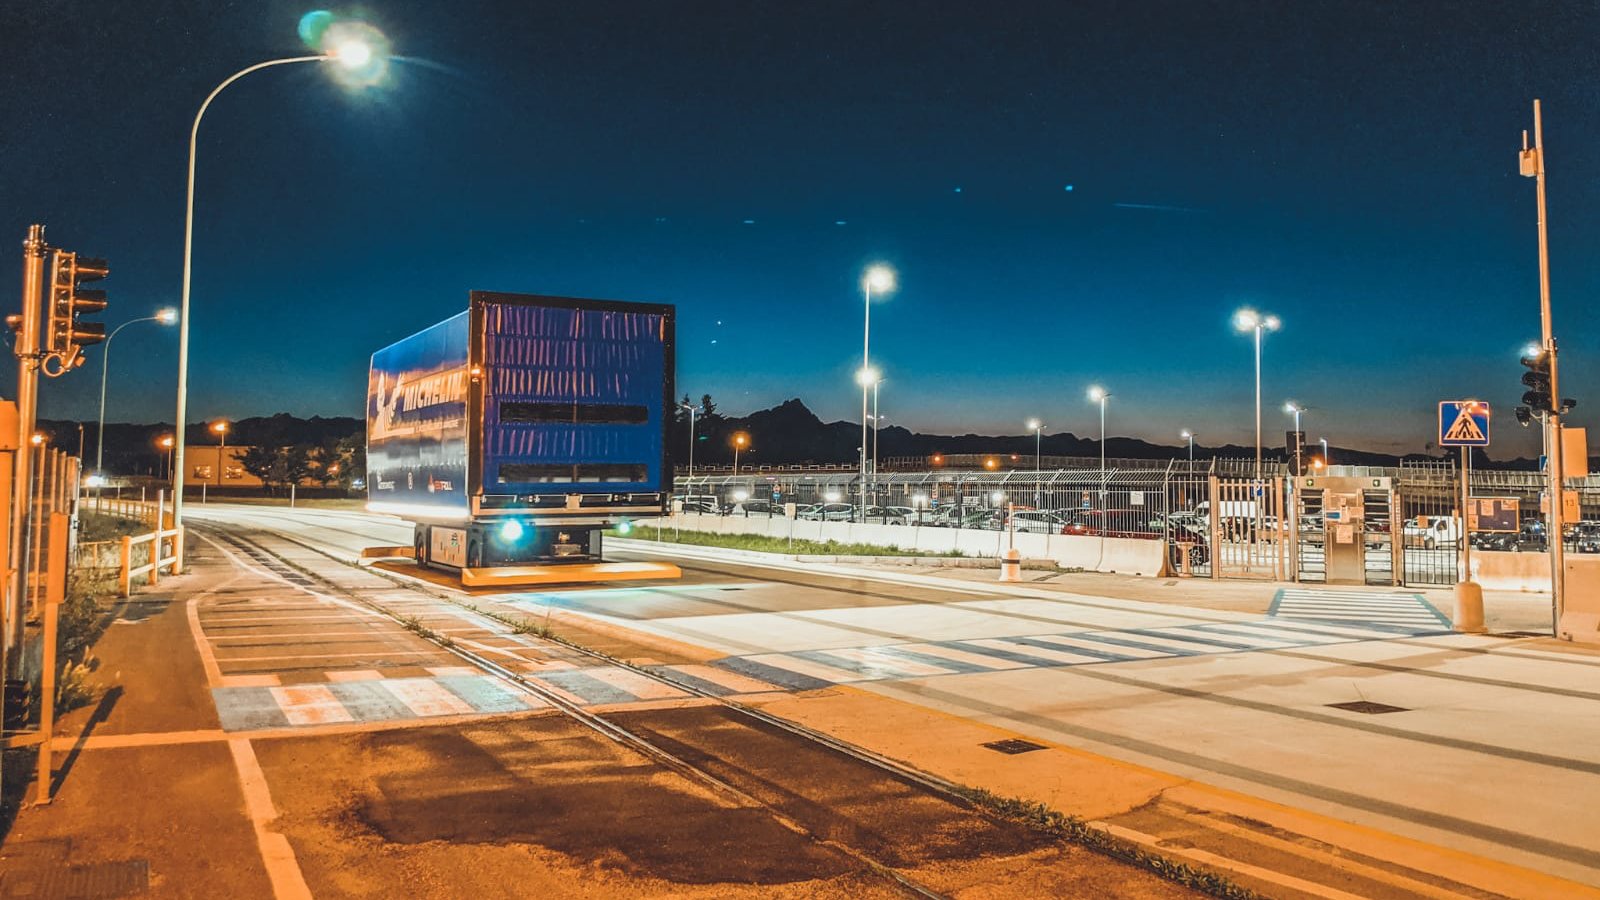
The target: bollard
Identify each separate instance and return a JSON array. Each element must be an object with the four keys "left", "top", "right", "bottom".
[
  {"left": 1176, "top": 541, "right": 1194, "bottom": 578},
  {"left": 1454, "top": 581, "right": 1486, "bottom": 633},
  {"left": 998, "top": 547, "right": 1022, "bottom": 583}
]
